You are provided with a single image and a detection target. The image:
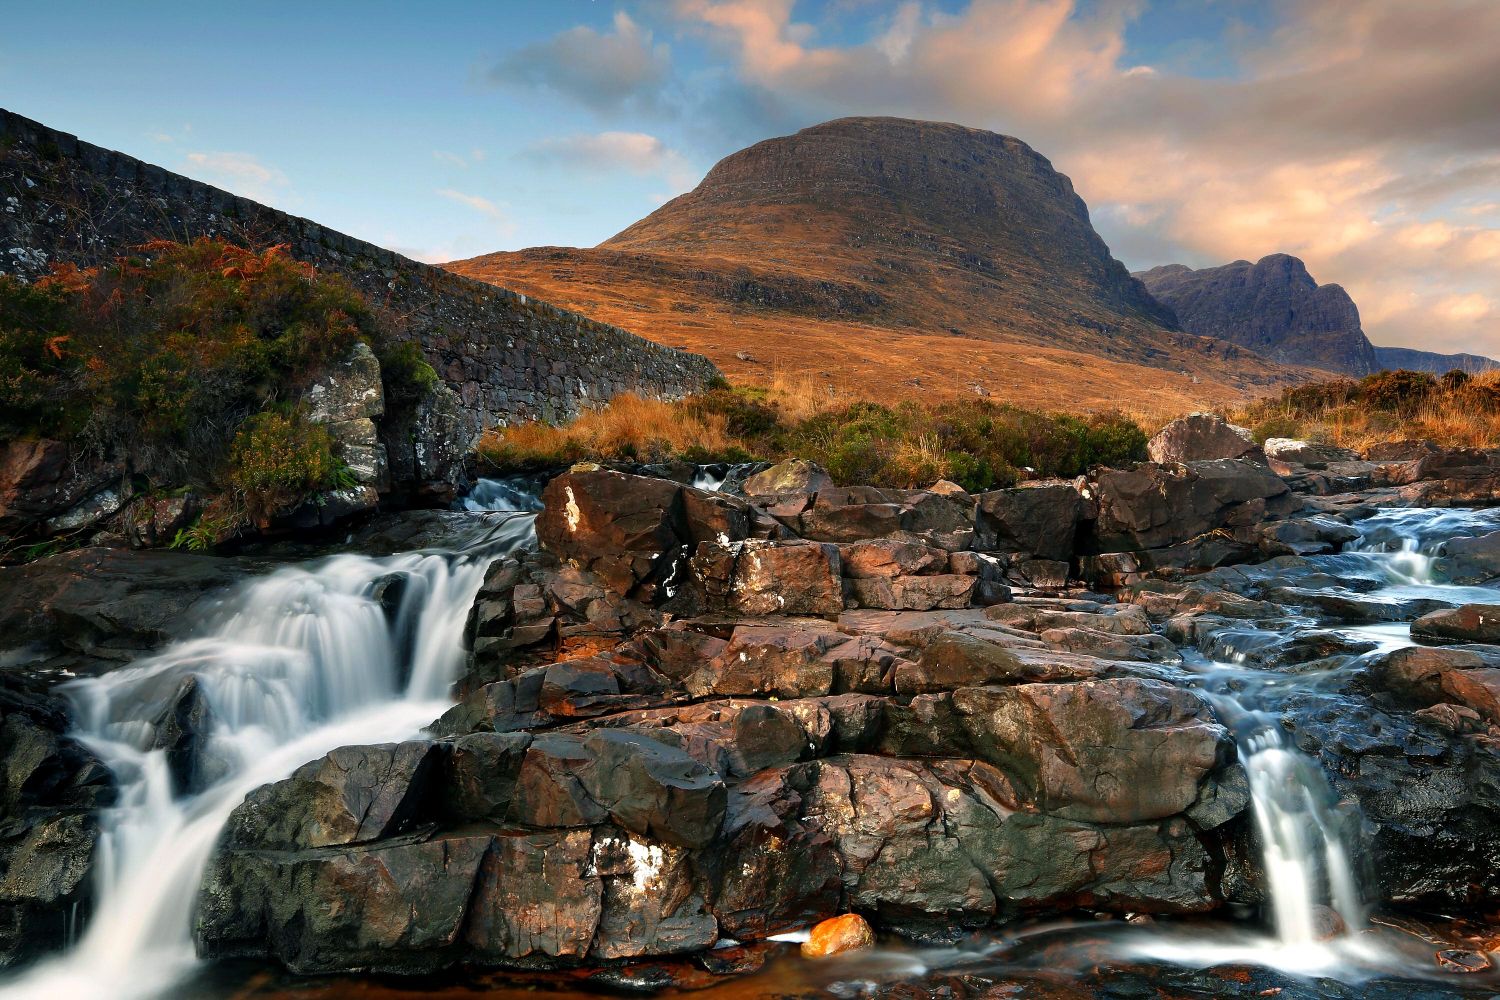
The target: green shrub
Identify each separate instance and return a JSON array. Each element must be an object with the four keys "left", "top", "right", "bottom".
[
  {"left": 379, "top": 340, "right": 440, "bottom": 402},
  {"left": 1357, "top": 370, "right": 1436, "bottom": 414},
  {"left": 0, "top": 239, "right": 379, "bottom": 478},
  {"left": 227, "top": 409, "right": 354, "bottom": 522}
]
